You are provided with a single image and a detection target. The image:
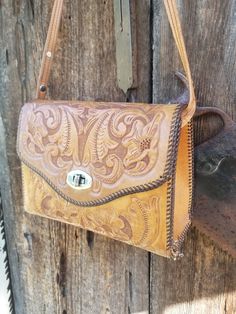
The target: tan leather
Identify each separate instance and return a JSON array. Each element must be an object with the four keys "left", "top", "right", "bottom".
[
  {"left": 22, "top": 165, "right": 169, "bottom": 257},
  {"left": 163, "top": 0, "right": 195, "bottom": 125},
  {"left": 17, "top": 101, "right": 181, "bottom": 204},
  {"left": 17, "top": 0, "right": 196, "bottom": 258},
  {"left": 17, "top": 100, "right": 193, "bottom": 257},
  {"left": 36, "top": 0, "right": 196, "bottom": 127},
  {"left": 36, "top": 0, "right": 64, "bottom": 100},
  {"left": 173, "top": 123, "right": 193, "bottom": 244},
  {"left": 20, "top": 119, "right": 193, "bottom": 258}
]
